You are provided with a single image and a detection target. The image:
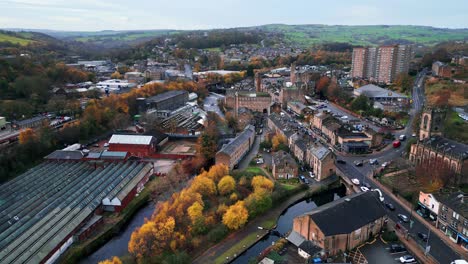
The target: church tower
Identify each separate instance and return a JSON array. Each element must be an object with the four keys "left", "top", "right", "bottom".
[{"left": 419, "top": 107, "right": 446, "bottom": 141}]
